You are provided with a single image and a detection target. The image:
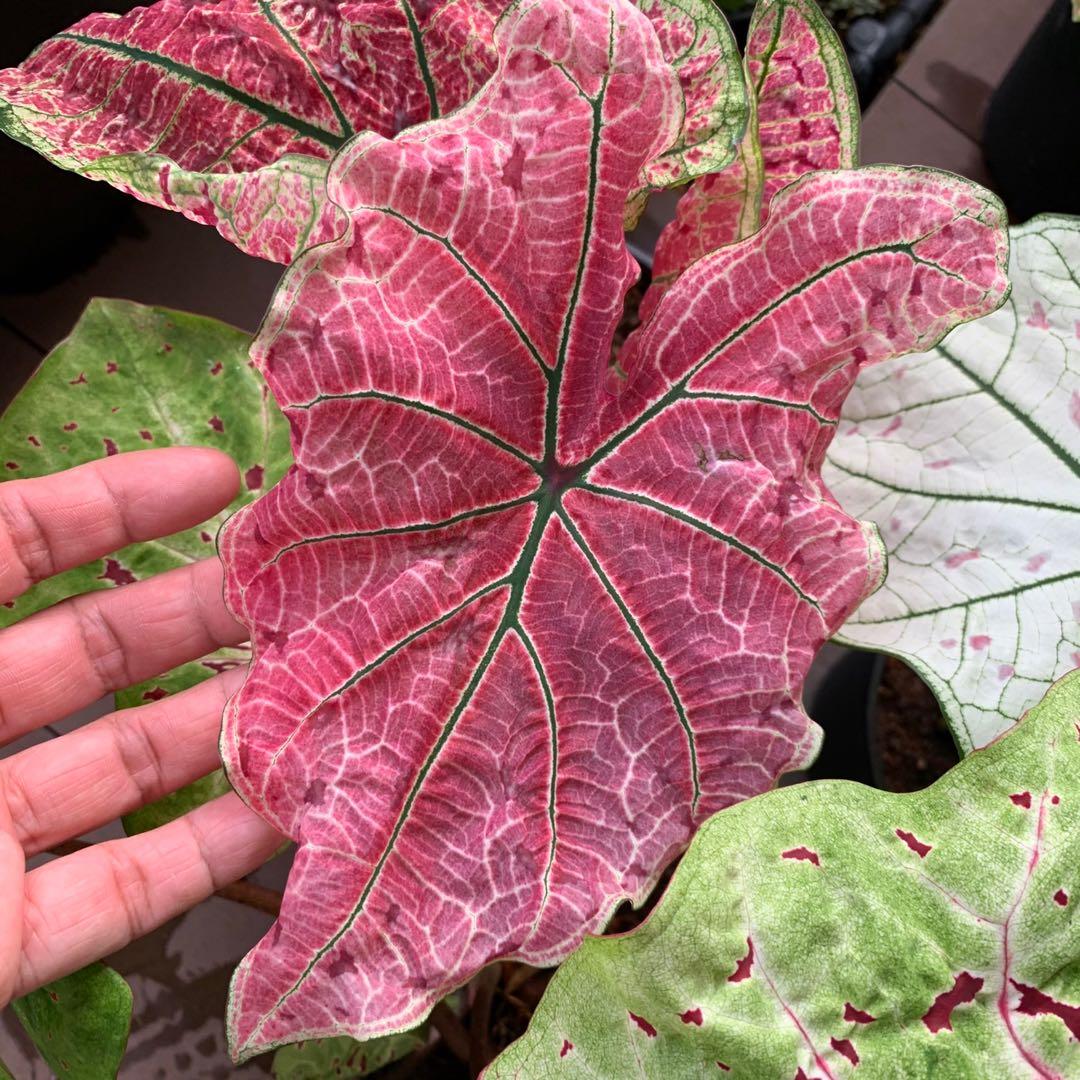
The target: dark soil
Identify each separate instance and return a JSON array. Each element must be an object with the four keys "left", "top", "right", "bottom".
[{"left": 872, "top": 656, "right": 959, "bottom": 792}]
